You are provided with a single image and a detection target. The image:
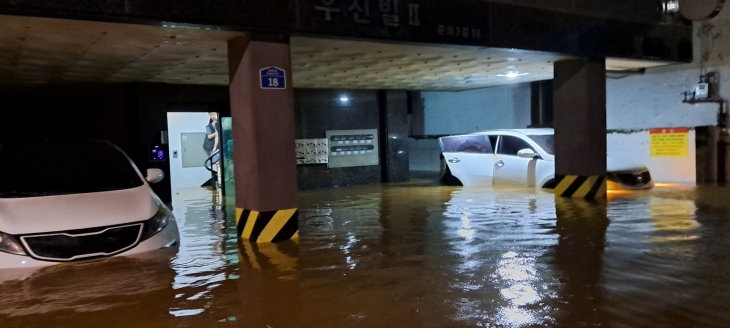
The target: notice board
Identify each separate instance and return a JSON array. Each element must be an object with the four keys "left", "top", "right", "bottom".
[{"left": 650, "top": 128, "right": 689, "bottom": 157}]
